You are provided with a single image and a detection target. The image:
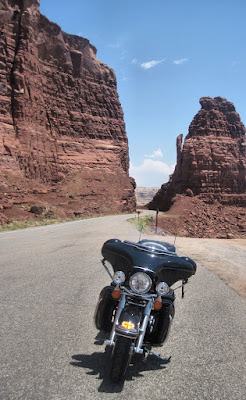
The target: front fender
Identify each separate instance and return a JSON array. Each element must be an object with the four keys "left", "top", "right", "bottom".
[{"left": 115, "top": 306, "right": 141, "bottom": 338}]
